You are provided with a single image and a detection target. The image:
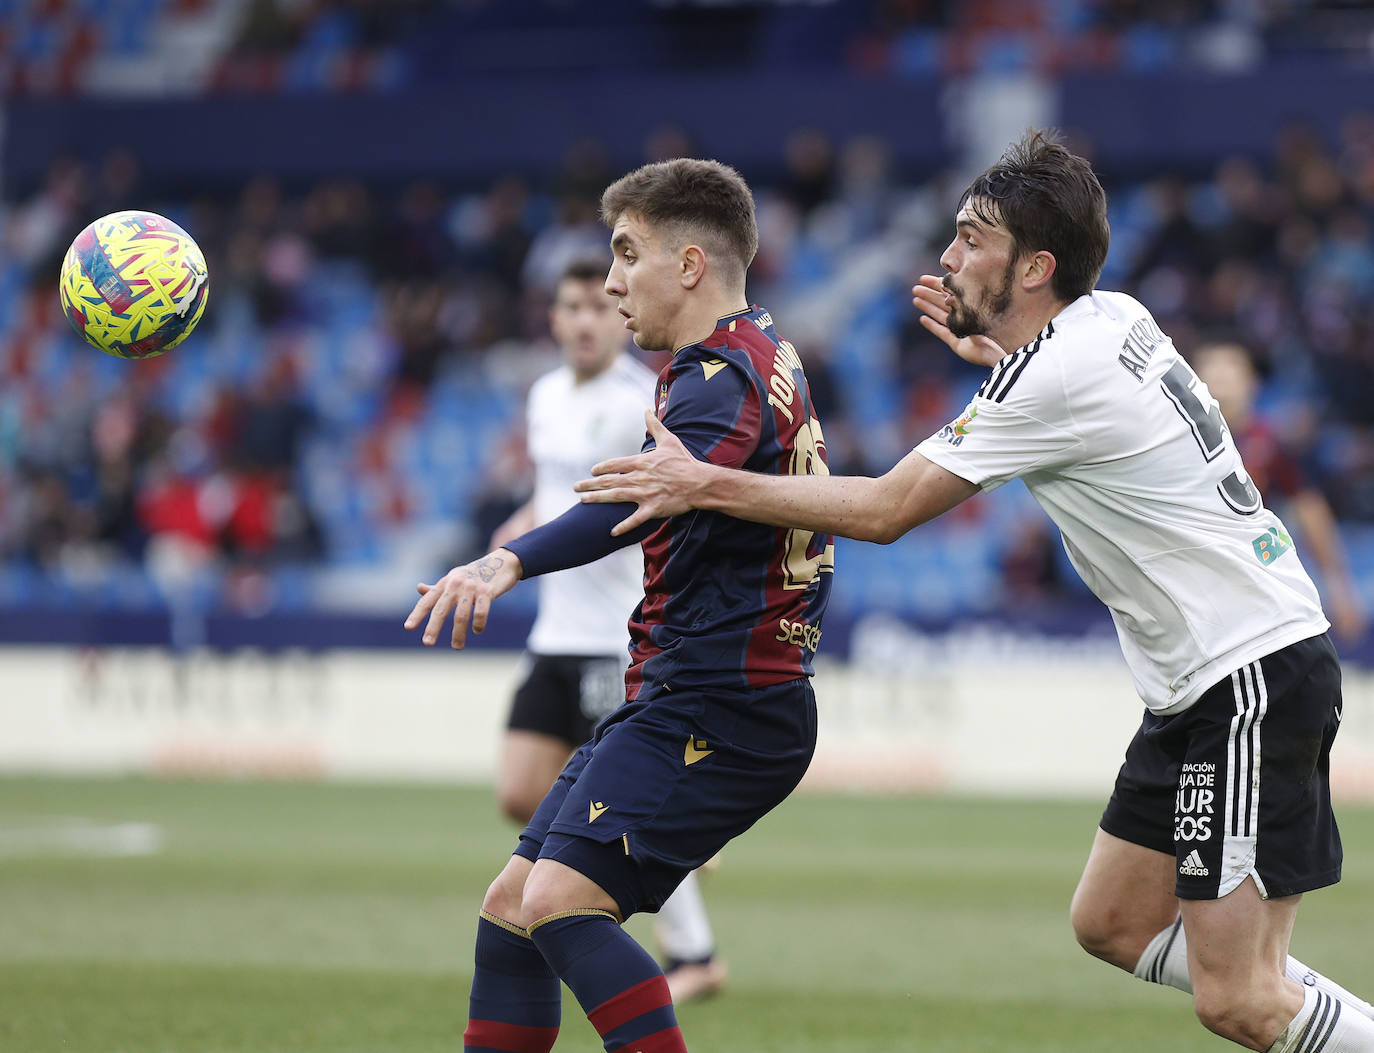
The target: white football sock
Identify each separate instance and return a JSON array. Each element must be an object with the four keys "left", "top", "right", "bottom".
[
  {"left": 1288, "top": 959, "right": 1374, "bottom": 1022},
  {"left": 655, "top": 871, "right": 716, "bottom": 963},
  {"left": 1134, "top": 919, "right": 1374, "bottom": 1022},
  {"left": 1268, "top": 984, "right": 1374, "bottom": 1051},
  {"left": 1133, "top": 918, "right": 1190, "bottom": 990}
]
